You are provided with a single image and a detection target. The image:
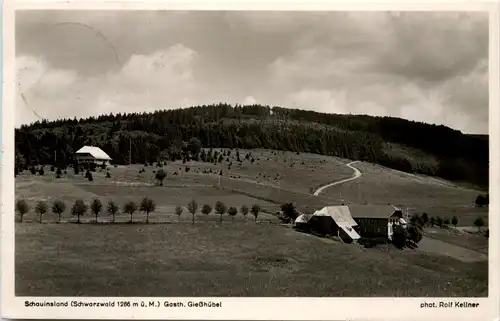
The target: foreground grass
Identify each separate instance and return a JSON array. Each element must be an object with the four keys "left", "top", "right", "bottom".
[{"left": 16, "top": 223, "right": 487, "bottom": 297}]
